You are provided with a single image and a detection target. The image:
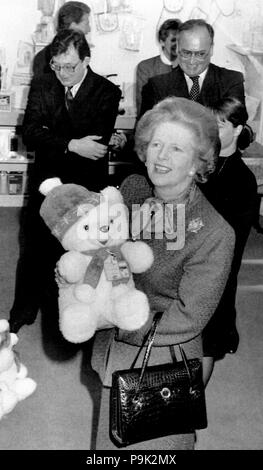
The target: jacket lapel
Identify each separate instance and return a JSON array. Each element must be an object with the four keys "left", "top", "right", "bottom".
[
  {"left": 48, "top": 78, "right": 66, "bottom": 117},
  {"left": 73, "top": 66, "right": 95, "bottom": 104},
  {"left": 199, "top": 64, "right": 216, "bottom": 105},
  {"left": 170, "top": 67, "right": 189, "bottom": 98}
]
